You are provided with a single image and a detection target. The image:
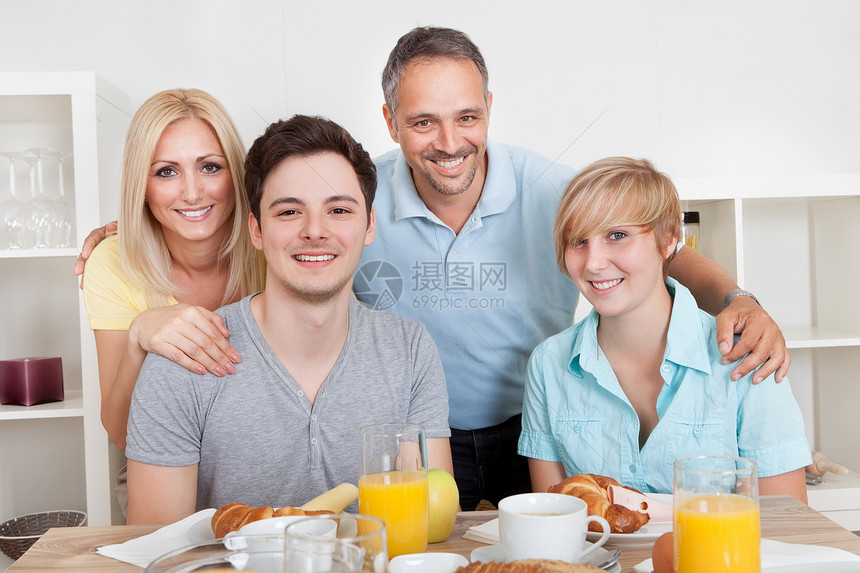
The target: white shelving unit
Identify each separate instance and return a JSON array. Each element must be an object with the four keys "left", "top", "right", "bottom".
[
  {"left": 0, "top": 73, "right": 131, "bottom": 541},
  {"left": 677, "top": 175, "right": 860, "bottom": 525}
]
